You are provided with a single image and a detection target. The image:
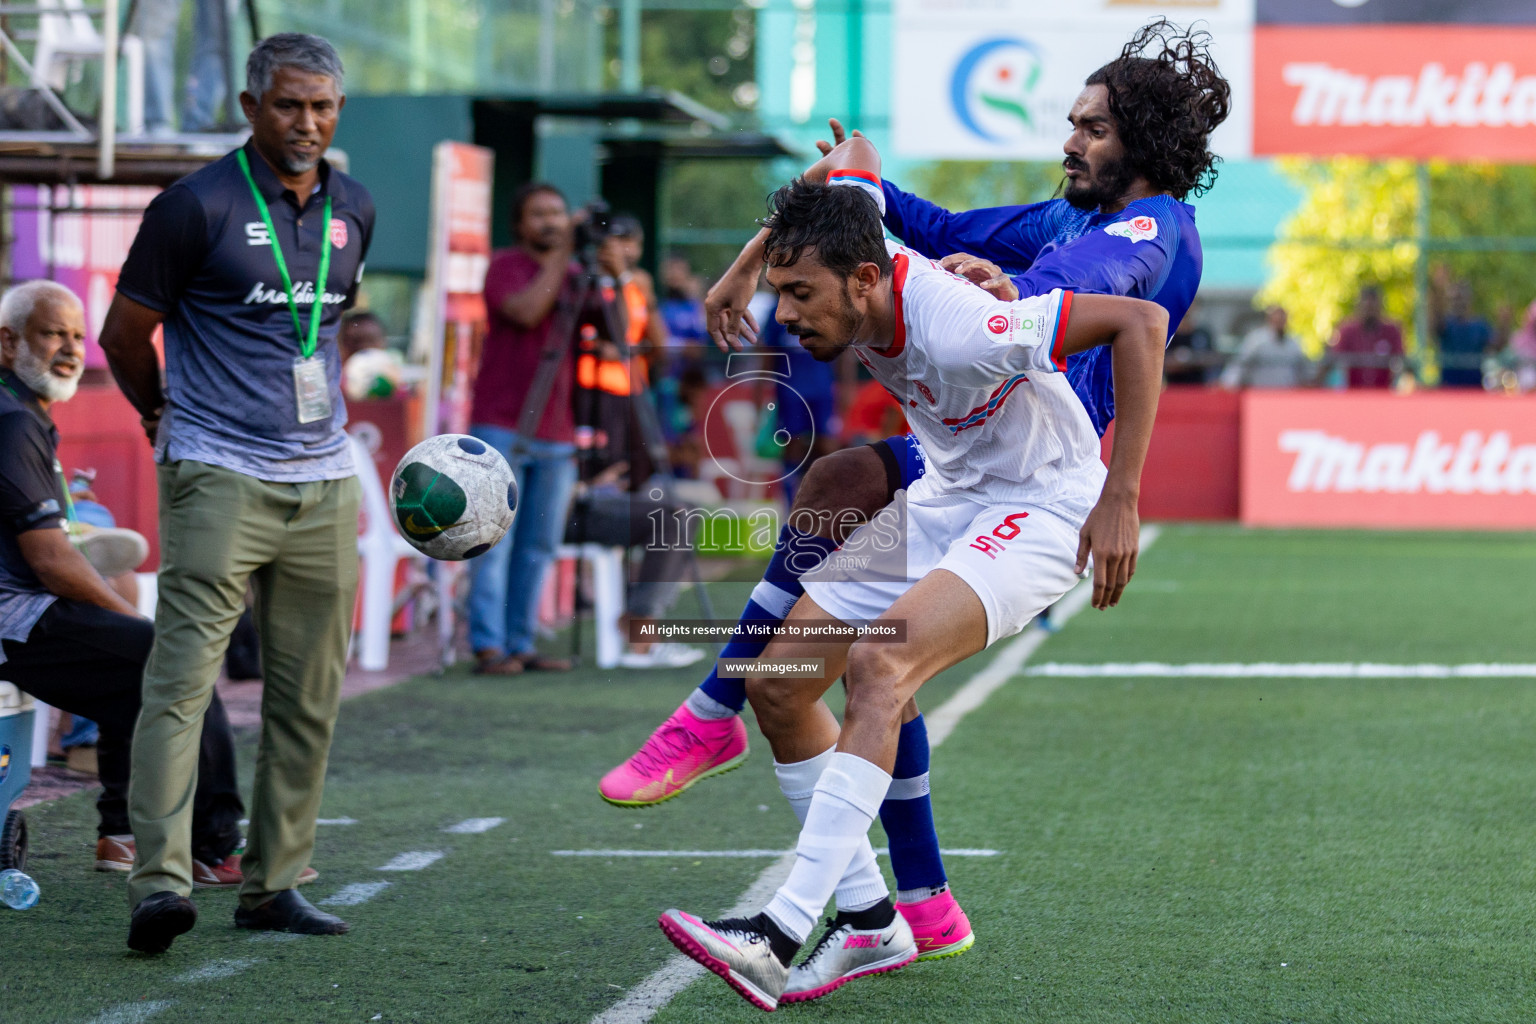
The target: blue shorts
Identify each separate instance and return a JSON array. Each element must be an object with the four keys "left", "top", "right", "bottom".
[{"left": 868, "top": 432, "right": 927, "bottom": 496}]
